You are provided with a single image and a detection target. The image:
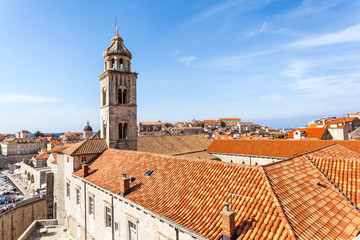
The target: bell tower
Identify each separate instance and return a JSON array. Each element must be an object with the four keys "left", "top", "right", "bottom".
[{"left": 99, "top": 27, "right": 137, "bottom": 150}]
